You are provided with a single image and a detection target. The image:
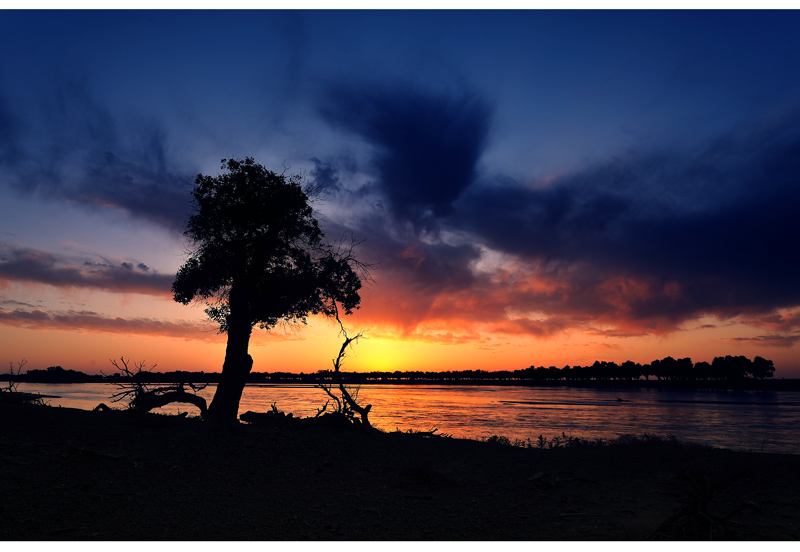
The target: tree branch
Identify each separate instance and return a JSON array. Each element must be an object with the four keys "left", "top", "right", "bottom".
[{"left": 101, "top": 356, "right": 207, "bottom": 415}]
